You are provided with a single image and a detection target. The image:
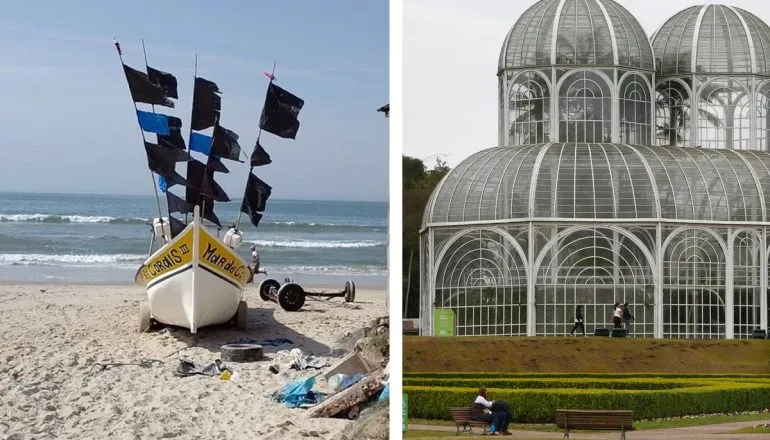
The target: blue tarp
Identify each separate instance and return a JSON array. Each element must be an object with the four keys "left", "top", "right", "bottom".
[
  {"left": 272, "top": 376, "right": 326, "bottom": 408},
  {"left": 378, "top": 383, "right": 389, "bottom": 402},
  {"left": 136, "top": 110, "right": 169, "bottom": 135}
]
